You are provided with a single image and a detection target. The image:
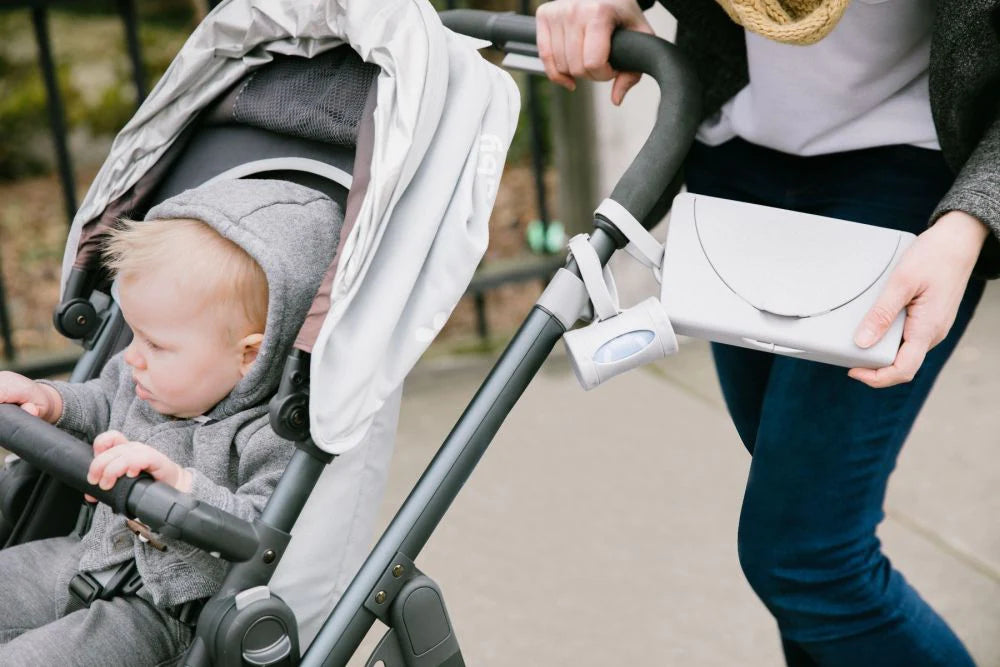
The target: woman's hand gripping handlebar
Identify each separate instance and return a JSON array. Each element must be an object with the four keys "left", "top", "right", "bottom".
[
  {"left": 535, "top": 0, "right": 654, "bottom": 105},
  {"left": 440, "top": 8, "right": 700, "bottom": 231}
]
